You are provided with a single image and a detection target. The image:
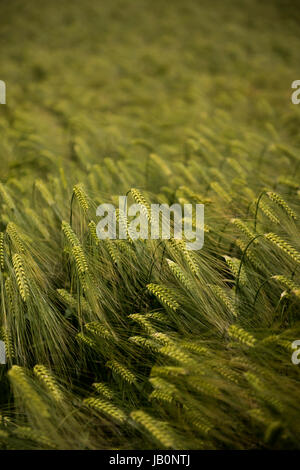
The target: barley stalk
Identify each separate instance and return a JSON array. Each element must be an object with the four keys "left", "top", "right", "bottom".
[
  {"left": 12, "top": 254, "right": 29, "bottom": 301},
  {"left": 265, "top": 233, "right": 300, "bottom": 264}
]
